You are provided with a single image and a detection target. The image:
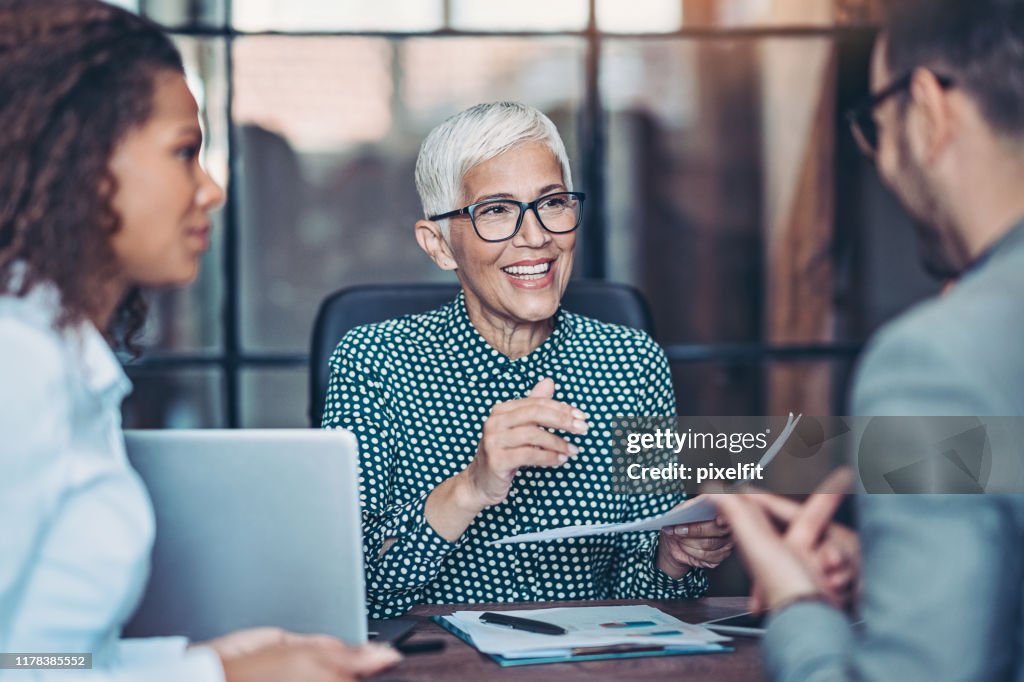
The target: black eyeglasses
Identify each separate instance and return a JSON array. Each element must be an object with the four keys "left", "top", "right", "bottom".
[
  {"left": 846, "top": 71, "right": 955, "bottom": 158},
  {"left": 429, "top": 191, "right": 586, "bottom": 243}
]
